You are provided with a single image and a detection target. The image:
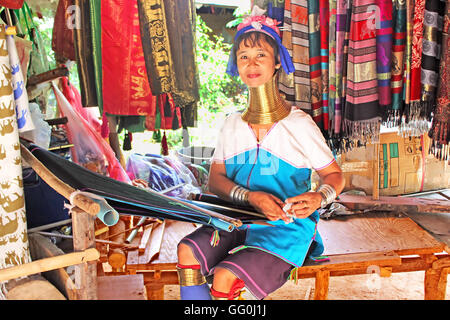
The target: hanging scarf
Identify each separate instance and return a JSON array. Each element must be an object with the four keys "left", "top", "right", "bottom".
[
  {"left": 320, "top": 0, "right": 330, "bottom": 132},
  {"left": 421, "top": 0, "right": 445, "bottom": 114},
  {"left": 334, "top": 0, "right": 351, "bottom": 137},
  {"left": 51, "top": 0, "right": 76, "bottom": 63},
  {"left": 344, "top": 0, "right": 380, "bottom": 144},
  {"left": 402, "top": 0, "right": 414, "bottom": 107},
  {"left": 137, "top": 0, "right": 198, "bottom": 127},
  {"left": 278, "top": 0, "right": 312, "bottom": 112},
  {"left": 89, "top": 0, "right": 103, "bottom": 114},
  {"left": 308, "top": 0, "right": 324, "bottom": 129},
  {"left": 328, "top": 0, "right": 336, "bottom": 133},
  {"left": 376, "top": 0, "right": 393, "bottom": 120},
  {"left": 73, "top": 0, "right": 98, "bottom": 107},
  {"left": 101, "top": 0, "right": 154, "bottom": 116},
  {"left": 388, "top": 0, "right": 406, "bottom": 127},
  {"left": 404, "top": 0, "right": 426, "bottom": 133},
  {"left": 428, "top": 0, "right": 450, "bottom": 162}
]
